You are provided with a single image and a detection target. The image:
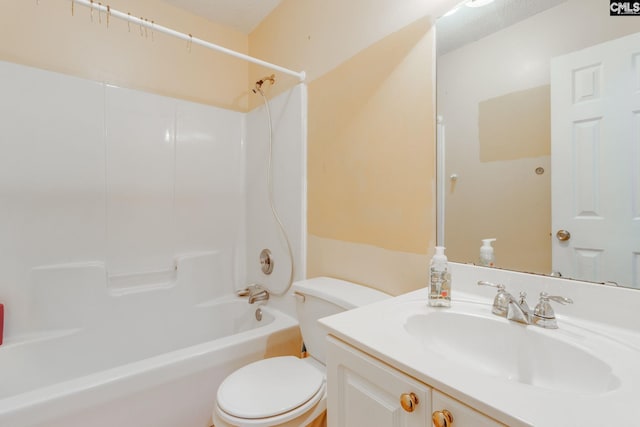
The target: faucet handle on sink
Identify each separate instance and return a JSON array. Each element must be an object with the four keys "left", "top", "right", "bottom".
[
  {"left": 518, "top": 291, "right": 531, "bottom": 314},
  {"left": 477, "top": 281, "right": 509, "bottom": 317},
  {"left": 532, "top": 292, "right": 574, "bottom": 329},
  {"left": 547, "top": 294, "right": 573, "bottom": 305}
]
